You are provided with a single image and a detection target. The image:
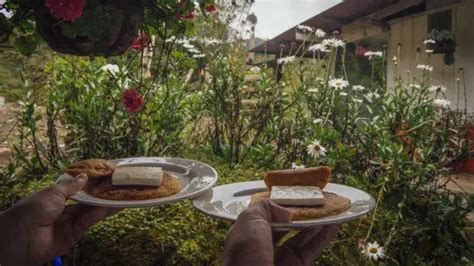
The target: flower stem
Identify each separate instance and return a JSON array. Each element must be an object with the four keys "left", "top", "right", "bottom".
[{"left": 364, "top": 182, "right": 385, "bottom": 242}]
